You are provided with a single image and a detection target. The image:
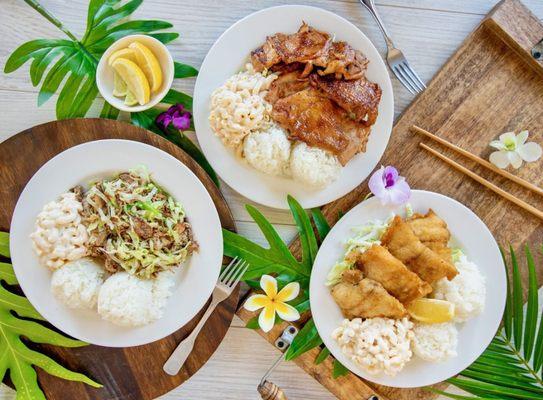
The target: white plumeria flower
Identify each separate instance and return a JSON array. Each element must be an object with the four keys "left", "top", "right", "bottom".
[
  {"left": 243, "top": 275, "right": 300, "bottom": 332},
  {"left": 489, "top": 131, "right": 542, "bottom": 169}
]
